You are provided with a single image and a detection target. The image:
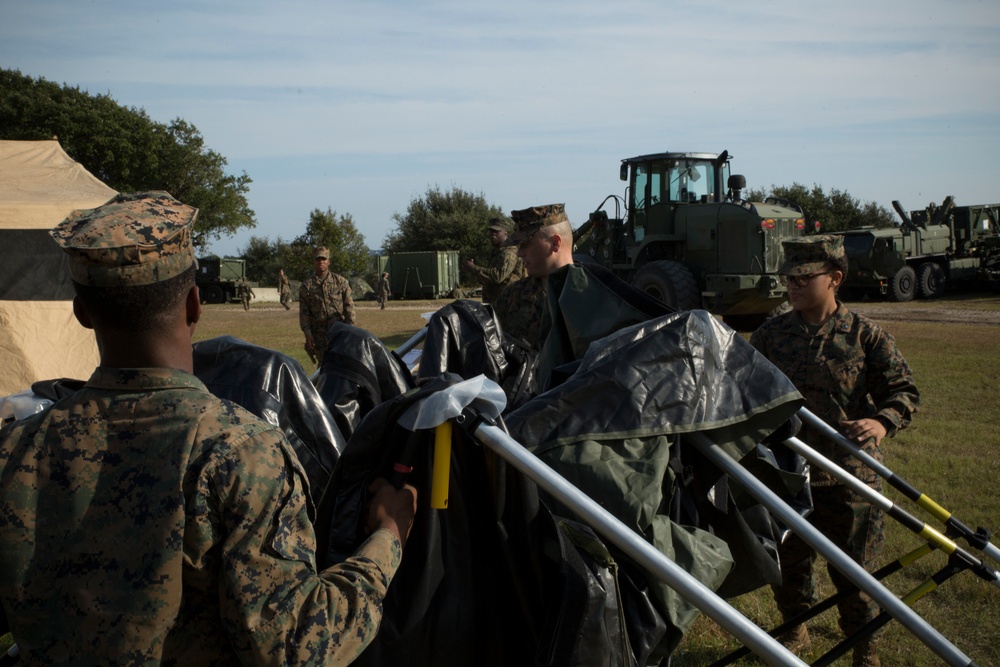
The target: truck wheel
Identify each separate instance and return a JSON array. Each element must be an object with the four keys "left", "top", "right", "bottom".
[
  {"left": 890, "top": 266, "right": 916, "bottom": 302},
  {"left": 204, "top": 284, "right": 226, "bottom": 304},
  {"left": 633, "top": 260, "right": 701, "bottom": 311},
  {"left": 918, "top": 262, "right": 946, "bottom": 299}
]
